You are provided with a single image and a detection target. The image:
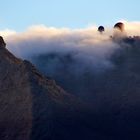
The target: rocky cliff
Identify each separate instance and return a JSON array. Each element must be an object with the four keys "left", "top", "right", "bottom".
[{"left": 0, "top": 36, "right": 98, "bottom": 140}]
